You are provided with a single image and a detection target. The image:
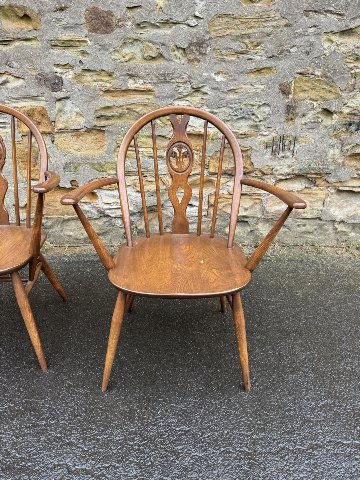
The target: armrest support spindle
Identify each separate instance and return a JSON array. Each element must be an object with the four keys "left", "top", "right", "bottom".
[
  {"left": 73, "top": 203, "right": 115, "bottom": 271},
  {"left": 240, "top": 177, "right": 306, "bottom": 272}
]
